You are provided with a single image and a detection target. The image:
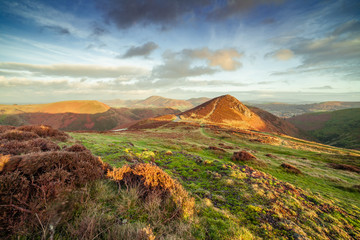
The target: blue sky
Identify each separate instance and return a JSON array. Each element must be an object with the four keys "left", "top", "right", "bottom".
[{"left": 0, "top": 0, "right": 359, "bottom": 103}]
